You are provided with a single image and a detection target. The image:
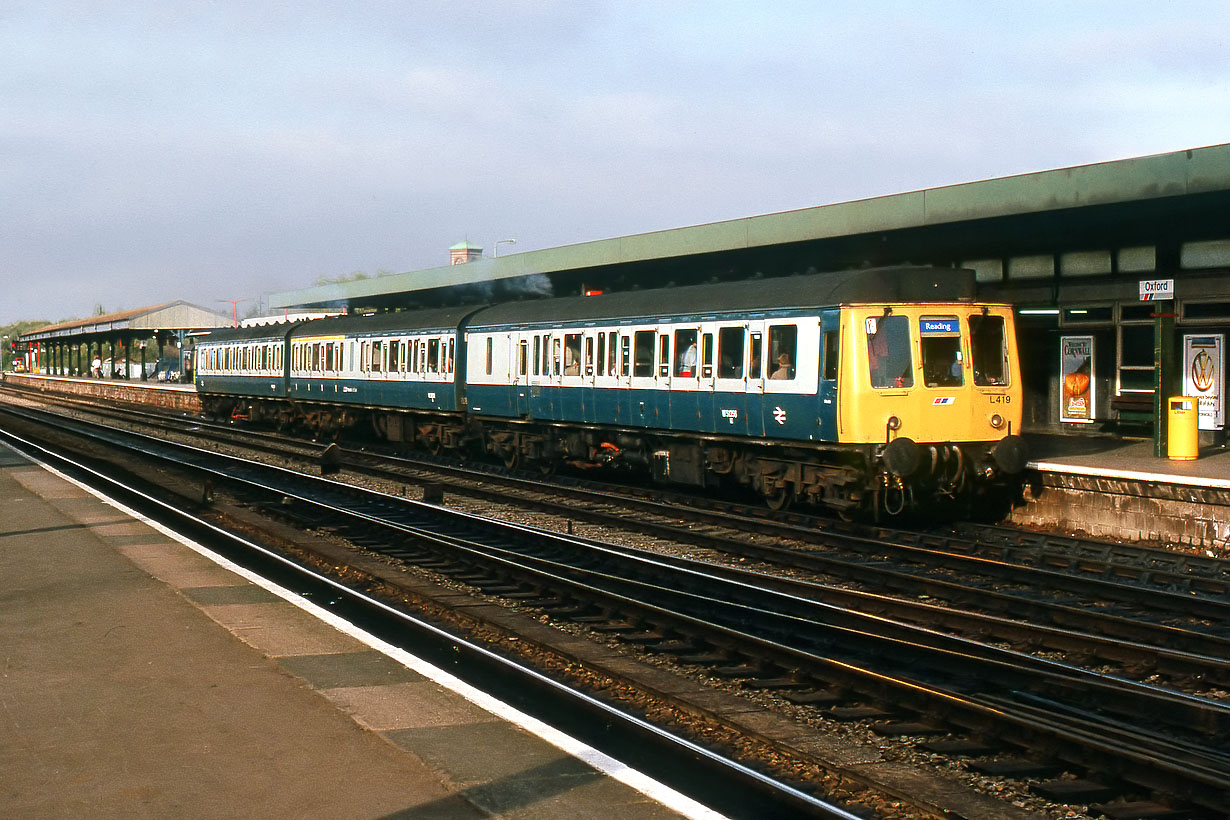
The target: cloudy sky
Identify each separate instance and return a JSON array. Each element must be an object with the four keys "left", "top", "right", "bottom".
[{"left": 3, "top": 1, "right": 1228, "bottom": 326}]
